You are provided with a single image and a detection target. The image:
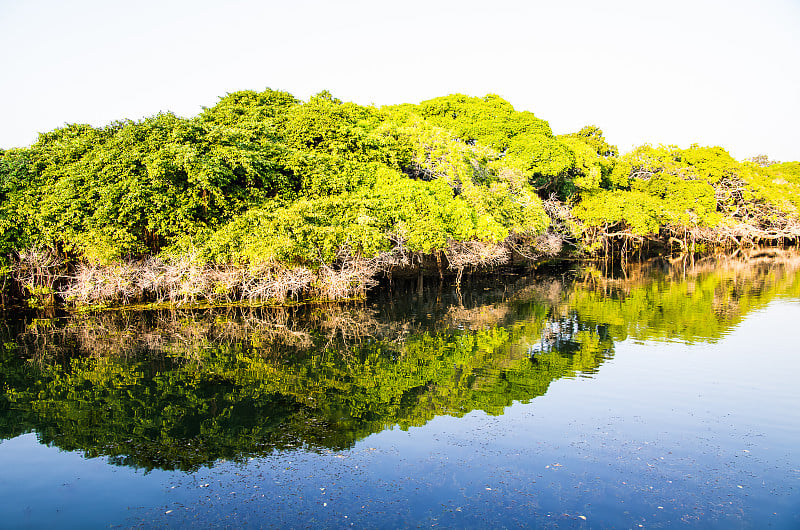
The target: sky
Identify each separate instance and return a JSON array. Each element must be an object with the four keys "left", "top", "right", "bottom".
[{"left": 1, "top": 0, "right": 799, "bottom": 161}]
